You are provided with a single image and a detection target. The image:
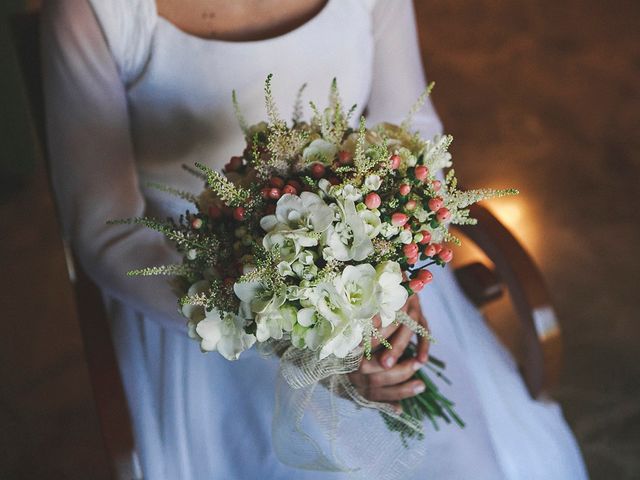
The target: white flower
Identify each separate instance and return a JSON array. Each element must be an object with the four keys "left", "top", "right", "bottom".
[
  {"left": 332, "top": 183, "right": 362, "bottom": 202},
  {"left": 181, "top": 280, "right": 209, "bottom": 327},
  {"left": 359, "top": 210, "right": 382, "bottom": 239},
  {"left": 333, "top": 264, "right": 378, "bottom": 321},
  {"left": 319, "top": 322, "right": 364, "bottom": 359},
  {"left": 309, "top": 281, "right": 353, "bottom": 328},
  {"left": 195, "top": 308, "right": 256, "bottom": 360},
  {"left": 398, "top": 228, "right": 413, "bottom": 244},
  {"left": 317, "top": 178, "right": 332, "bottom": 195},
  {"left": 263, "top": 231, "right": 309, "bottom": 263},
  {"left": 364, "top": 174, "right": 382, "bottom": 191},
  {"left": 261, "top": 192, "right": 334, "bottom": 233},
  {"left": 302, "top": 138, "right": 338, "bottom": 165},
  {"left": 233, "top": 281, "right": 294, "bottom": 342},
  {"left": 380, "top": 222, "right": 400, "bottom": 239},
  {"left": 375, "top": 261, "right": 409, "bottom": 327},
  {"left": 255, "top": 303, "right": 297, "bottom": 342},
  {"left": 291, "top": 309, "right": 332, "bottom": 351},
  {"left": 322, "top": 199, "right": 373, "bottom": 262}
]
